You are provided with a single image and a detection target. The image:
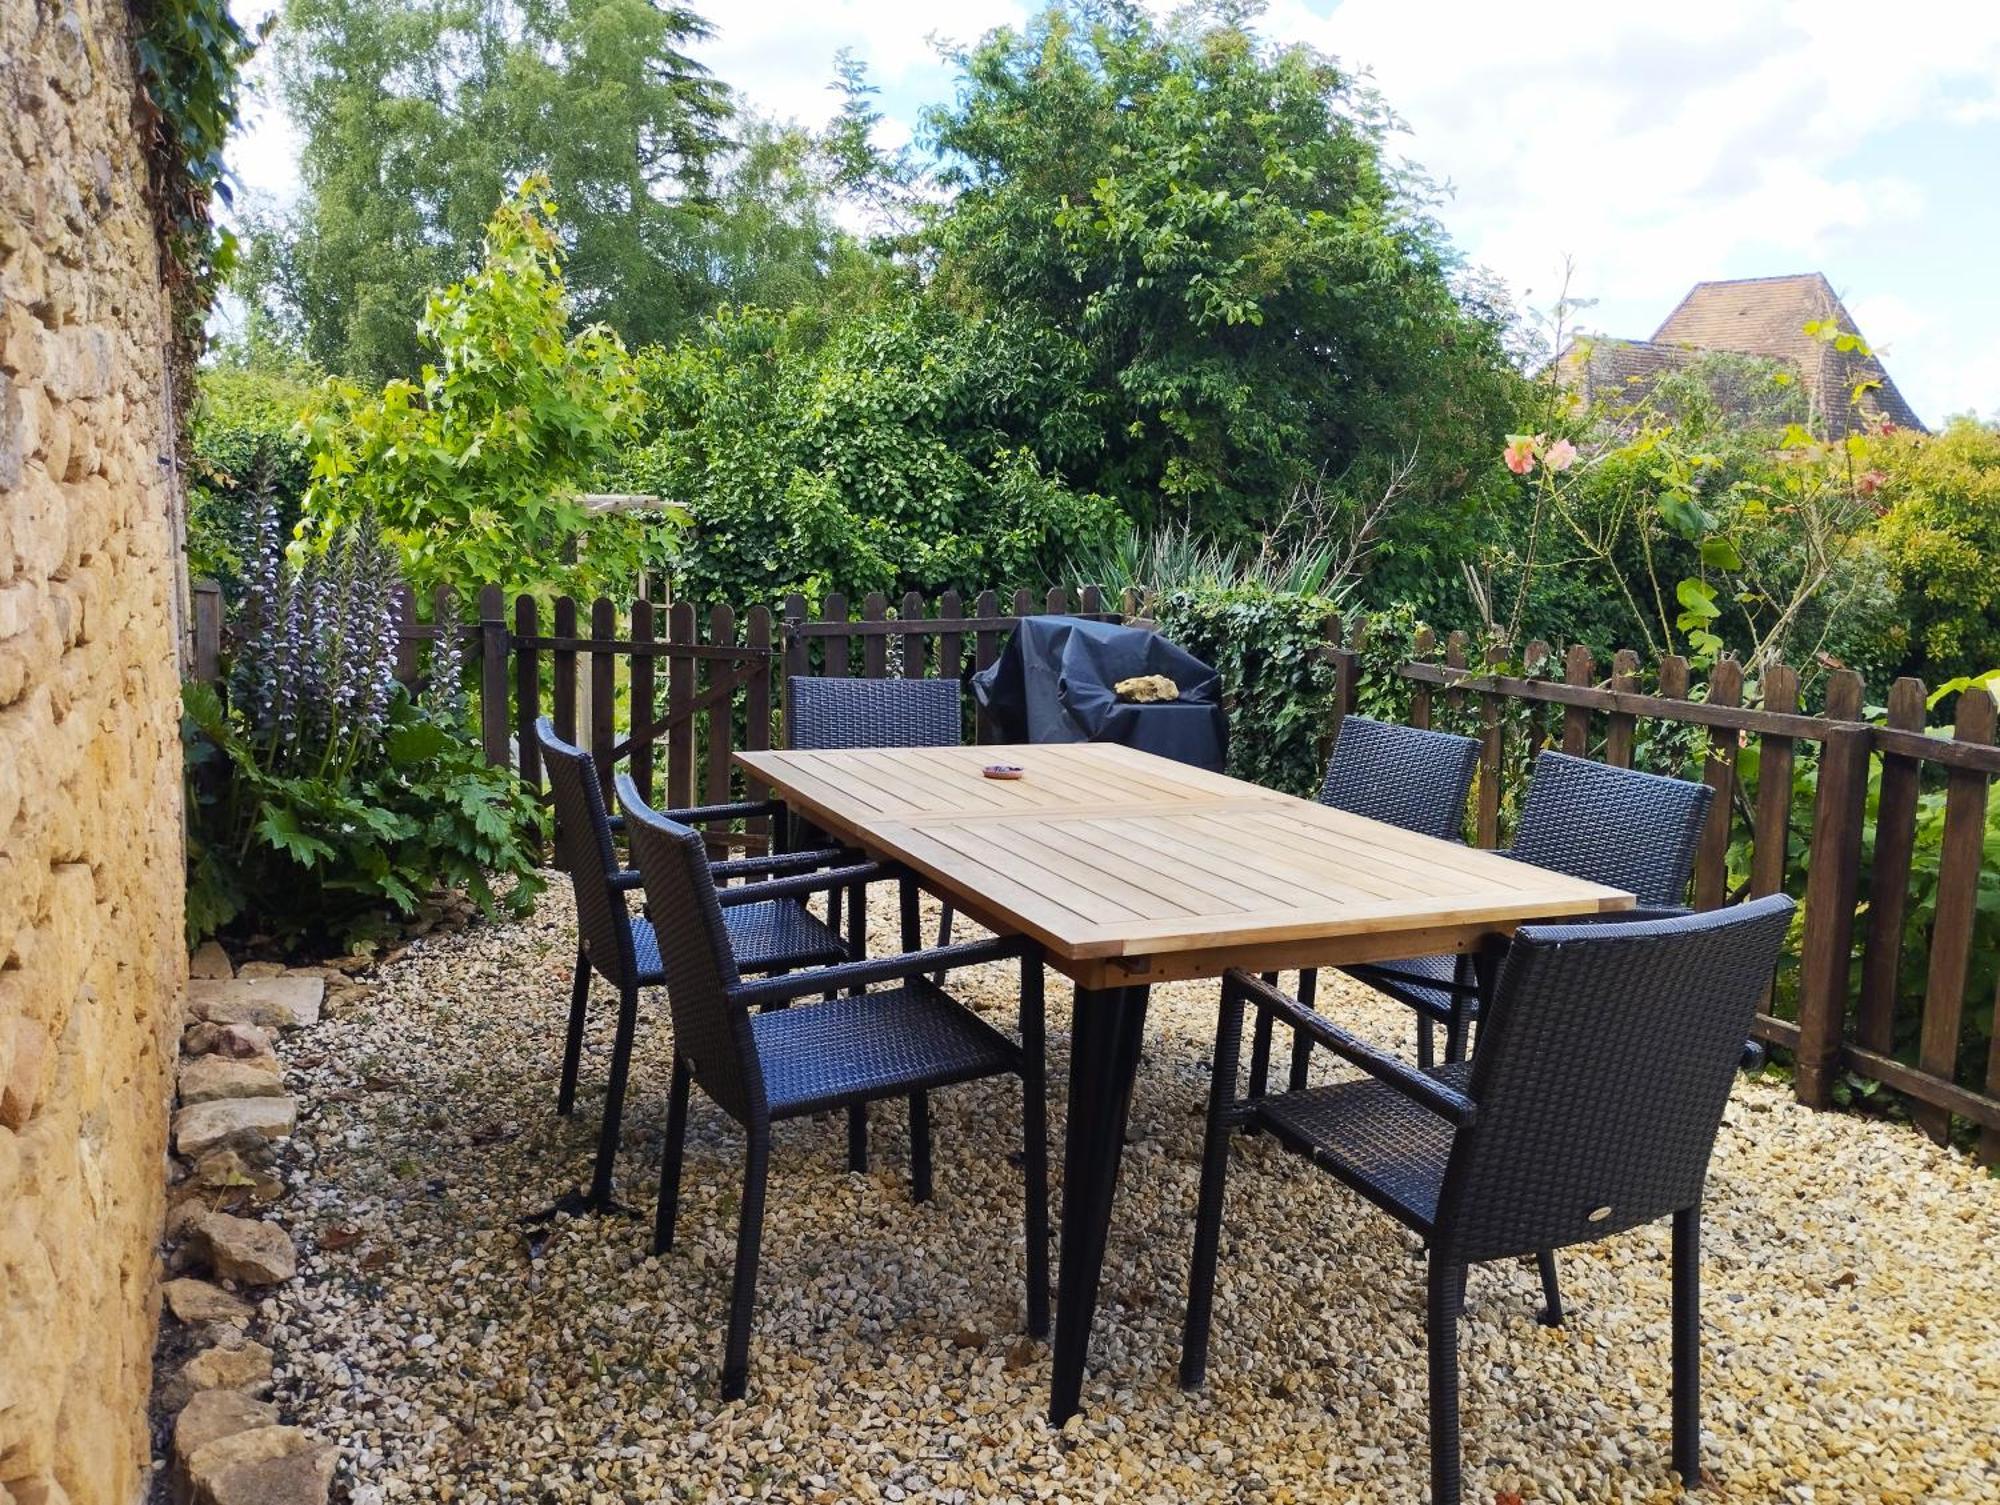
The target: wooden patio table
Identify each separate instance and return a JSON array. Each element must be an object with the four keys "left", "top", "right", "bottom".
[{"left": 734, "top": 741, "right": 1632, "bottom": 1423}]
